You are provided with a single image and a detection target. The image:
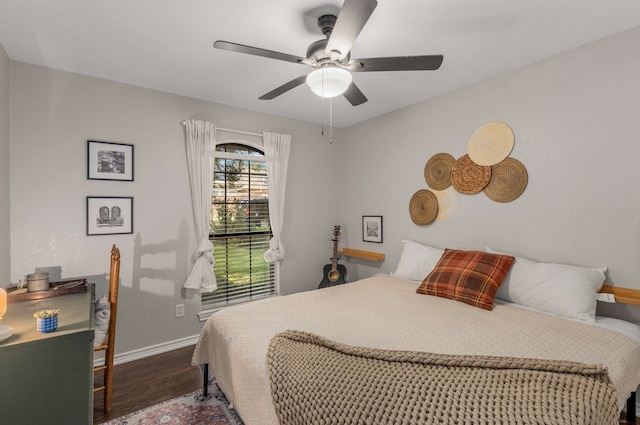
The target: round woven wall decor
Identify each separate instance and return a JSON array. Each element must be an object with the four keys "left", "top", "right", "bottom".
[
  {"left": 483, "top": 157, "right": 528, "bottom": 203},
  {"left": 433, "top": 186, "right": 458, "bottom": 222},
  {"left": 409, "top": 189, "right": 439, "bottom": 225},
  {"left": 424, "top": 153, "right": 455, "bottom": 190},
  {"left": 451, "top": 154, "right": 492, "bottom": 194},
  {"left": 467, "top": 122, "right": 515, "bottom": 166}
]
